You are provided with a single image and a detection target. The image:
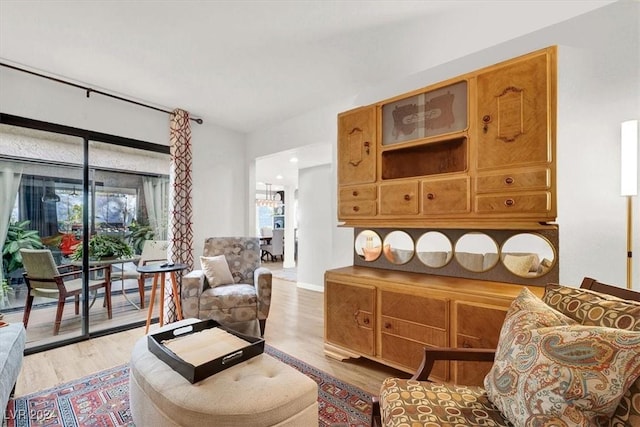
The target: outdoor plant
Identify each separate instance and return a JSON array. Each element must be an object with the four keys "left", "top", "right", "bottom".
[
  {"left": 2, "top": 220, "right": 45, "bottom": 277},
  {"left": 0, "top": 279, "right": 12, "bottom": 309},
  {"left": 126, "top": 222, "right": 155, "bottom": 255},
  {"left": 70, "top": 234, "right": 133, "bottom": 261}
]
